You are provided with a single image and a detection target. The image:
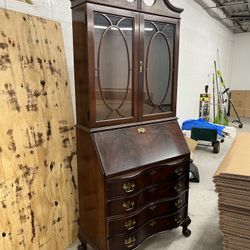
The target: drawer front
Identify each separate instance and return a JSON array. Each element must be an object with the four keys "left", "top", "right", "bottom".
[
  {"left": 107, "top": 191, "right": 187, "bottom": 237},
  {"left": 108, "top": 206, "right": 188, "bottom": 250},
  {"left": 107, "top": 158, "right": 189, "bottom": 199},
  {"left": 107, "top": 177, "right": 188, "bottom": 217}
]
